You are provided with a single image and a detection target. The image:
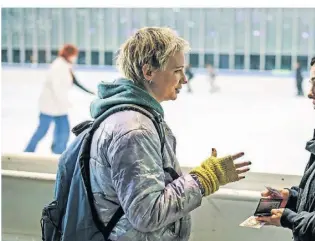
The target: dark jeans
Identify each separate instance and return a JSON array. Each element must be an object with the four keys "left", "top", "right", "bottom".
[{"left": 24, "top": 113, "right": 70, "bottom": 154}]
